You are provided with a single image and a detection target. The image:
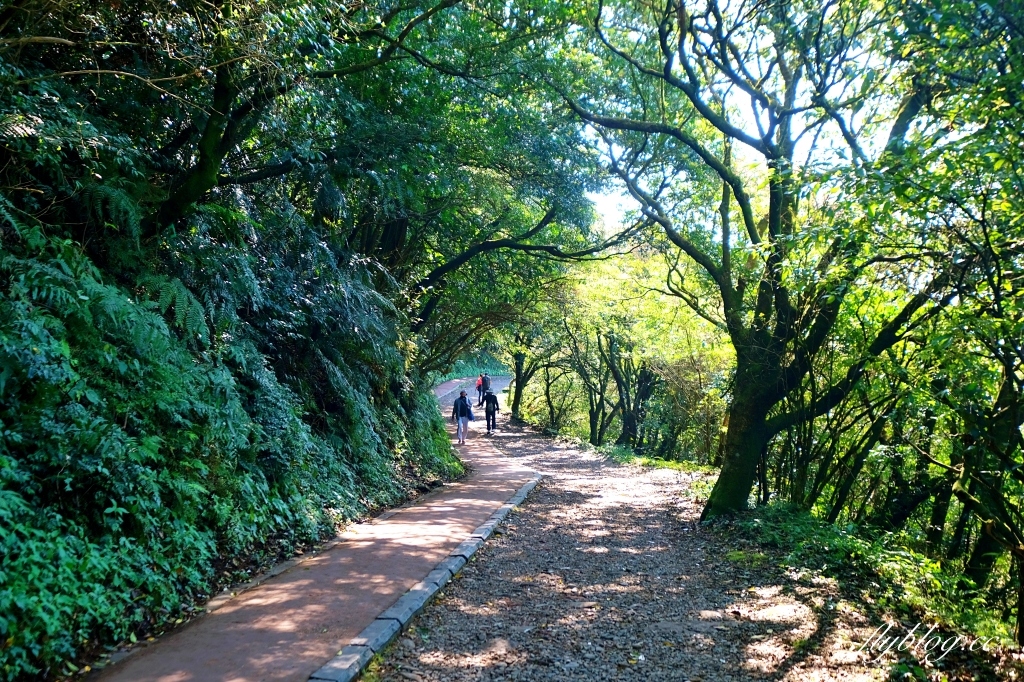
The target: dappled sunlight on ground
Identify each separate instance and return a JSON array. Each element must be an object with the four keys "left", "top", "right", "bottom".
[{"left": 372, "top": 418, "right": 887, "bottom": 681}]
